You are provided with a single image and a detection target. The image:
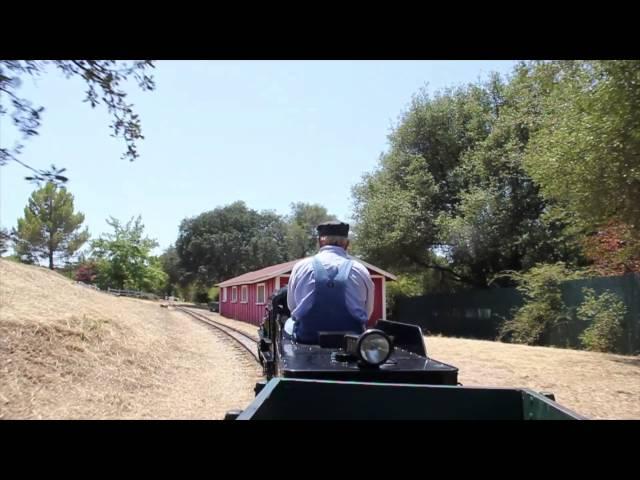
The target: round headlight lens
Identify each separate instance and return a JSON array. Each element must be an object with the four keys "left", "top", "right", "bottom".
[{"left": 358, "top": 331, "right": 392, "bottom": 365}]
